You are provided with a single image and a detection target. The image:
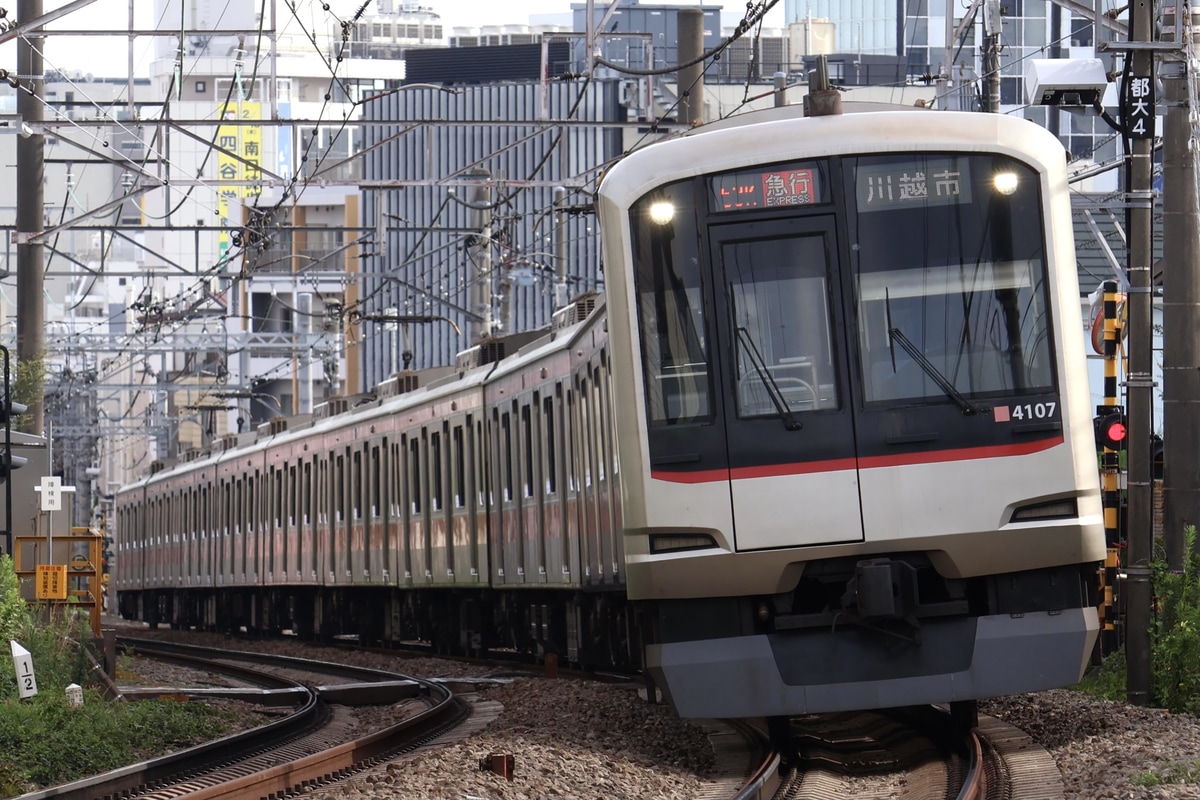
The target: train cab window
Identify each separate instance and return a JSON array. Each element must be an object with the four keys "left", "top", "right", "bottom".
[
  {"left": 724, "top": 235, "right": 839, "bottom": 419},
  {"left": 847, "top": 153, "right": 1055, "bottom": 406},
  {"left": 630, "top": 182, "right": 712, "bottom": 427}
]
